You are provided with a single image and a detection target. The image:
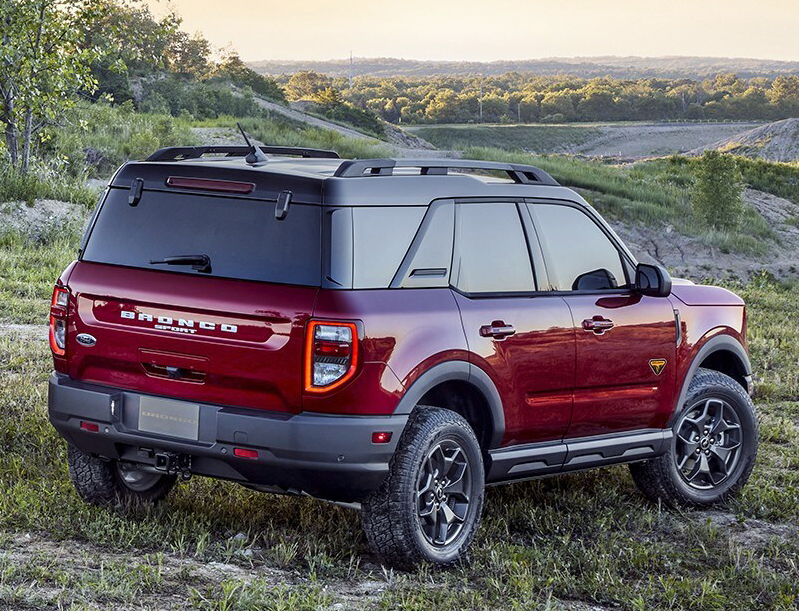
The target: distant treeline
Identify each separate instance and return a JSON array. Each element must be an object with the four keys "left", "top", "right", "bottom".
[{"left": 310, "top": 73, "right": 799, "bottom": 124}]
